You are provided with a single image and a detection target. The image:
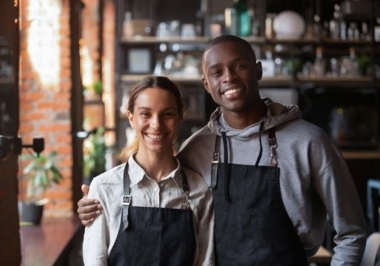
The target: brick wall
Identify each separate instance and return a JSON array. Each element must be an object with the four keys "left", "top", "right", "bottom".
[
  {"left": 19, "top": 0, "right": 73, "bottom": 217},
  {"left": 103, "top": 0, "right": 116, "bottom": 143},
  {"left": 81, "top": 0, "right": 116, "bottom": 144},
  {"left": 18, "top": 0, "right": 115, "bottom": 216},
  {"left": 81, "top": 0, "right": 101, "bottom": 86}
]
